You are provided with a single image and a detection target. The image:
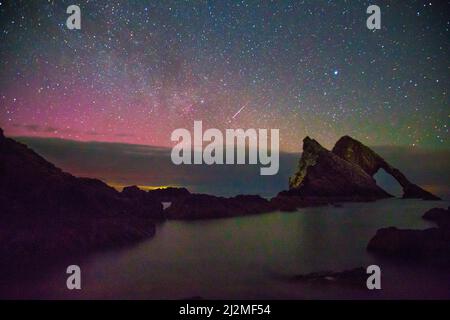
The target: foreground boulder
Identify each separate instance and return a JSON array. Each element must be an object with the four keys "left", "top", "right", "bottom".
[
  {"left": 332, "top": 136, "right": 440, "bottom": 200},
  {"left": 285, "top": 137, "right": 391, "bottom": 201},
  {"left": 0, "top": 129, "right": 162, "bottom": 268},
  {"left": 367, "top": 207, "right": 450, "bottom": 265},
  {"left": 422, "top": 207, "right": 450, "bottom": 228}
]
